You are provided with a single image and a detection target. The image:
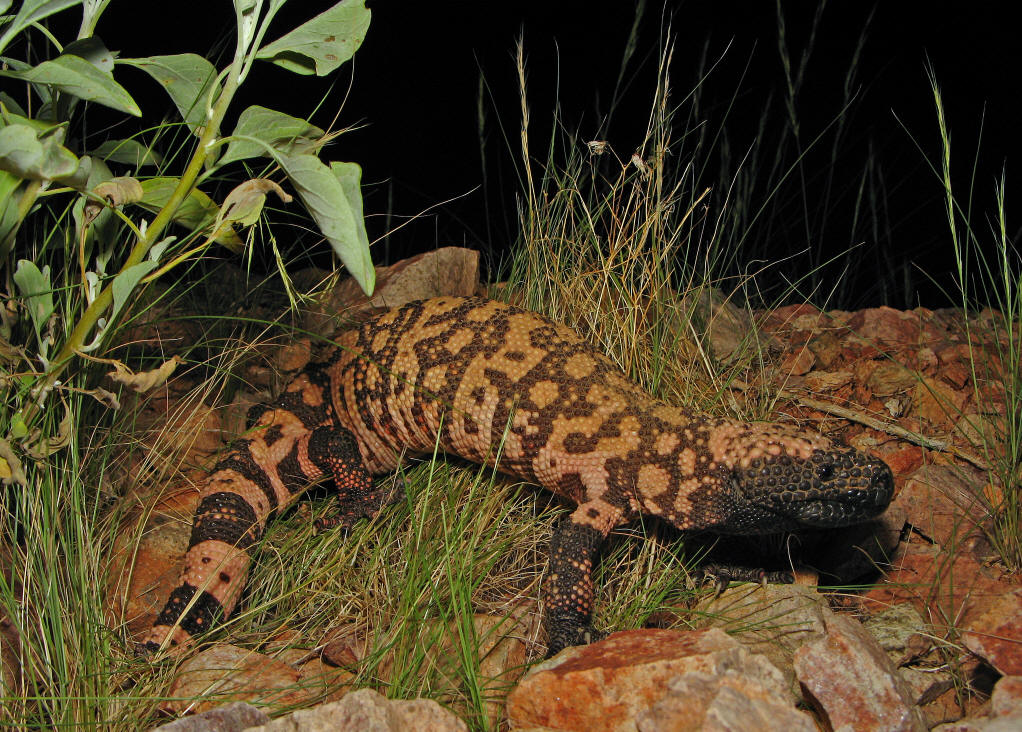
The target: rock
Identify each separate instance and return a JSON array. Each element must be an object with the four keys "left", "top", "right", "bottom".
[
  {"left": 867, "top": 362, "right": 918, "bottom": 397},
  {"left": 893, "top": 465, "right": 985, "bottom": 547},
  {"left": 472, "top": 611, "right": 539, "bottom": 726},
  {"left": 992, "top": 676, "right": 1022, "bottom": 717},
  {"left": 274, "top": 338, "right": 312, "bottom": 372},
  {"left": 878, "top": 445, "right": 924, "bottom": 484},
  {"left": 160, "top": 644, "right": 315, "bottom": 716},
  {"left": 684, "top": 287, "right": 777, "bottom": 362},
  {"left": 317, "top": 611, "right": 535, "bottom": 726},
  {"left": 862, "top": 603, "right": 931, "bottom": 667},
  {"left": 932, "top": 675, "right": 1022, "bottom": 731},
  {"left": 106, "top": 483, "right": 200, "bottom": 639},
  {"left": 920, "top": 685, "right": 967, "bottom": 728},
  {"left": 294, "top": 658, "right": 356, "bottom": 703},
  {"left": 506, "top": 627, "right": 796, "bottom": 731},
  {"left": 897, "top": 665, "right": 956, "bottom": 707},
  {"left": 962, "top": 588, "right": 1022, "bottom": 676},
  {"left": 863, "top": 541, "right": 1011, "bottom": 637},
  {"left": 303, "top": 247, "right": 480, "bottom": 340},
  {"left": 150, "top": 701, "right": 269, "bottom": 731},
  {"left": 794, "top": 612, "right": 925, "bottom": 731},
  {"left": 803, "top": 369, "right": 853, "bottom": 392},
  {"left": 848, "top": 307, "right": 921, "bottom": 351},
  {"left": 911, "top": 377, "right": 969, "bottom": 428},
  {"left": 247, "top": 688, "right": 467, "bottom": 731},
  {"left": 807, "top": 330, "right": 845, "bottom": 368},
  {"left": 1, "top": 612, "right": 23, "bottom": 697},
  {"left": 780, "top": 346, "right": 816, "bottom": 376},
  {"left": 320, "top": 624, "right": 369, "bottom": 668},
  {"left": 692, "top": 583, "right": 828, "bottom": 690},
  {"left": 635, "top": 668, "right": 815, "bottom": 731}
]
